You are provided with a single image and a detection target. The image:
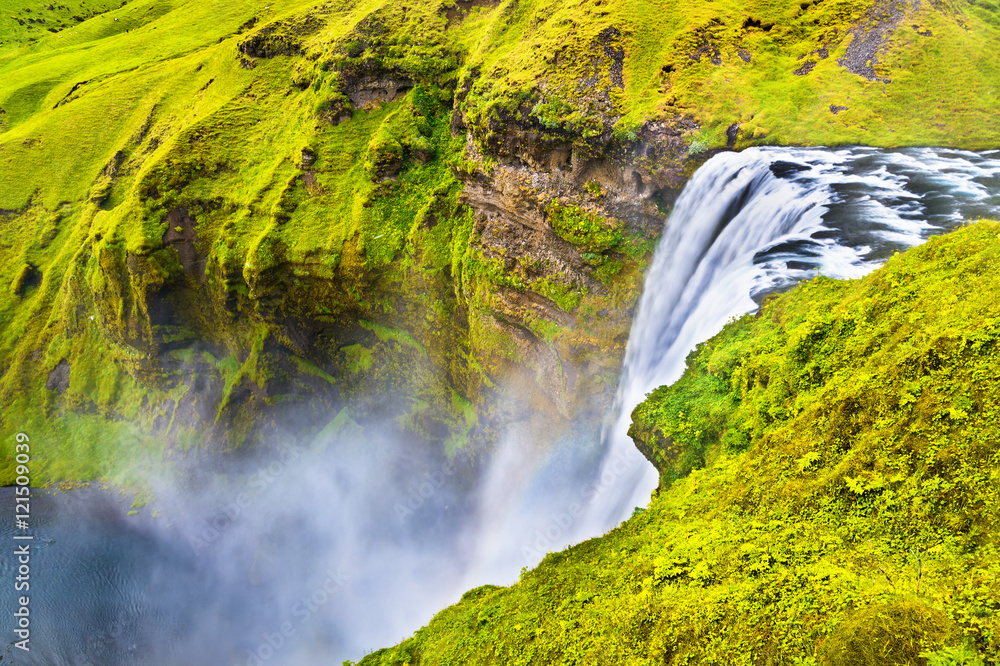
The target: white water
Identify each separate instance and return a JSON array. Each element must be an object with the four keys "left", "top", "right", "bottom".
[
  {"left": 574, "top": 146, "right": 1000, "bottom": 535},
  {"left": 12, "top": 147, "right": 1000, "bottom": 665}
]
